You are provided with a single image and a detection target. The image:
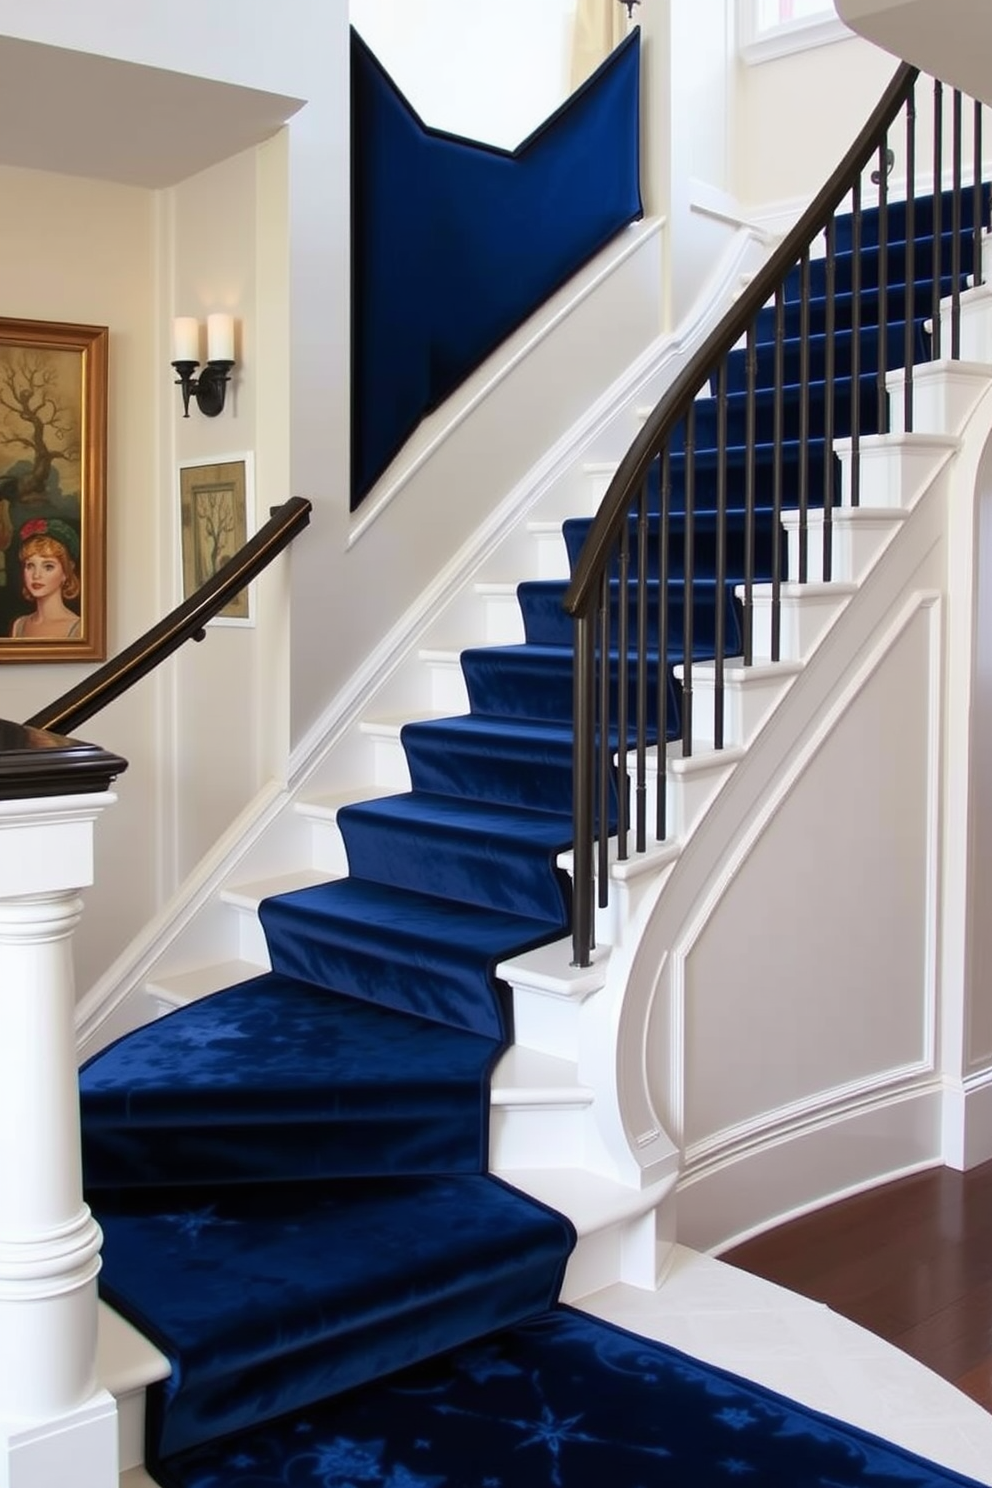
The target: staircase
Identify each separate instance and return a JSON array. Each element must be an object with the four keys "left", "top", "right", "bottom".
[{"left": 83, "top": 158, "right": 992, "bottom": 1483}]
